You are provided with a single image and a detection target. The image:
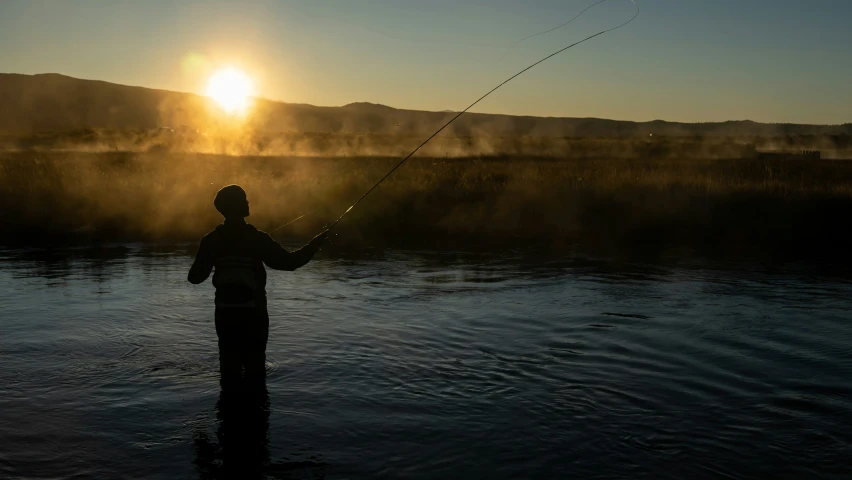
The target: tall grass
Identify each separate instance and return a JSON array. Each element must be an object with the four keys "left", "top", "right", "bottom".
[{"left": 2, "top": 152, "right": 851, "bottom": 259}]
